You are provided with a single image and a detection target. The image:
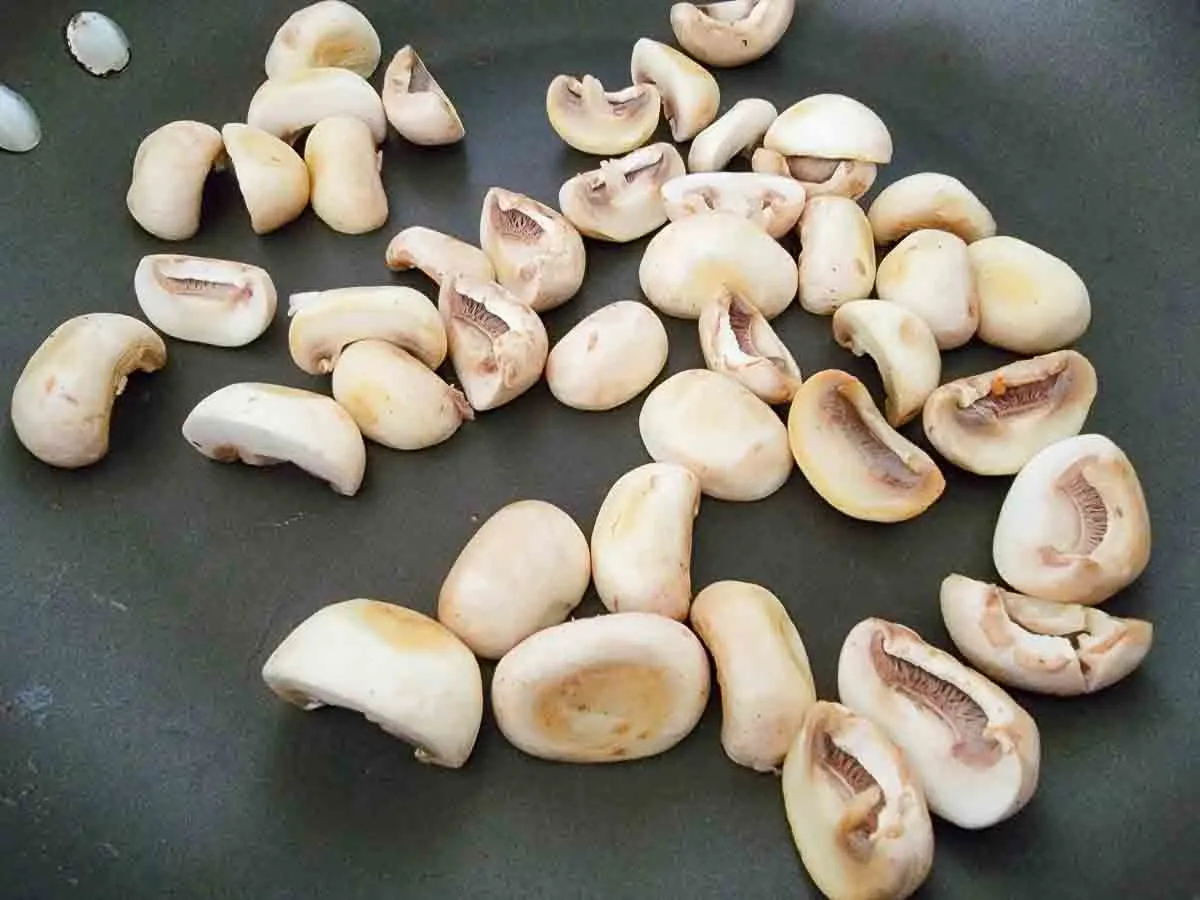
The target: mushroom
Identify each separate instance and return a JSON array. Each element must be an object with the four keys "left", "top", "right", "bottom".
[
  {"left": 691, "top": 581, "right": 816, "bottom": 771},
  {"left": 438, "top": 500, "right": 591, "bottom": 660},
  {"left": 125, "top": 120, "right": 223, "bottom": 241},
  {"left": 264, "top": 1, "right": 382, "bottom": 79},
  {"left": 837, "top": 618, "right": 1041, "bottom": 829},
  {"left": 64, "top": 11, "right": 131, "bottom": 77},
  {"left": 781, "top": 701, "right": 934, "bottom": 900},
  {"left": 491, "top": 612, "right": 711, "bottom": 764},
  {"left": 304, "top": 115, "right": 388, "bottom": 234},
  {"left": 630, "top": 38, "right": 720, "bottom": 141},
  {"left": 384, "top": 226, "right": 496, "bottom": 287},
  {"left": 687, "top": 98, "right": 778, "bottom": 172},
  {"left": 591, "top": 462, "right": 701, "bottom": 620},
  {"left": 940, "top": 574, "right": 1154, "bottom": 696},
  {"left": 220, "top": 123, "right": 310, "bottom": 235},
  {"left": 181, "top": 383, "right": 366, "bottom": 496},
  {"left": 922, "top": 350, "right": 1098, "bottom": 476},
  {"left": 670, "top": 0, "right": 796, "bottom": 68},
  {"left": 639, "top": 211, "right": 798, "bottom": 319},
  {"left": 875, "top": 229, "right": 979, "bottom": 350},
  {"left": 0, "top": 85, "right": 41, "bottom": 153},
  {"left": 545, "top": 75, "right": 661, "bottom": 156},
  {"left": 262, "top": 599, "right": 482, "bottom": 768},
  {"left": 788, "top": 370, "right": 945, "bottom": 522},
  {"left": 796, "top": 196, "right": 876, "bottom": 314},
  {"left": 698, "top": 291, "right": 802, "bottom": 404},
  {"left": 752, "top": 147, "right": 878, "bottom": 200},
  {"left": 479, "top": 187, "right": 586, "bottom": 312},
  {"left": 639, "top": 369, "right": 793, "bottom": 502},
  {"left": 381, "top": 46, "right": 465, "bottom": 146},
  {"left": 867, "top": 172, "right": 996, "bottom": 246},
  {"left": 246, "top": 67, "right": 386, "bottom": 144},
  {"left": 134, "top": 254, "right": 277, "bottom": 347},
  {"left": 11, "top": 314, "right": 166, "bottom": 468},
  {"left": 831, "top": 300, "right": 941, "bottom": 427},
  {"left": 660, "top": 171, "right": 807, "bottom": 239},
  {"left": 558, "top": 143, "right": 686, "bottom": 243},
  {"left": 992, "top": 434, "right": 1151, "bottom": 606}
]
